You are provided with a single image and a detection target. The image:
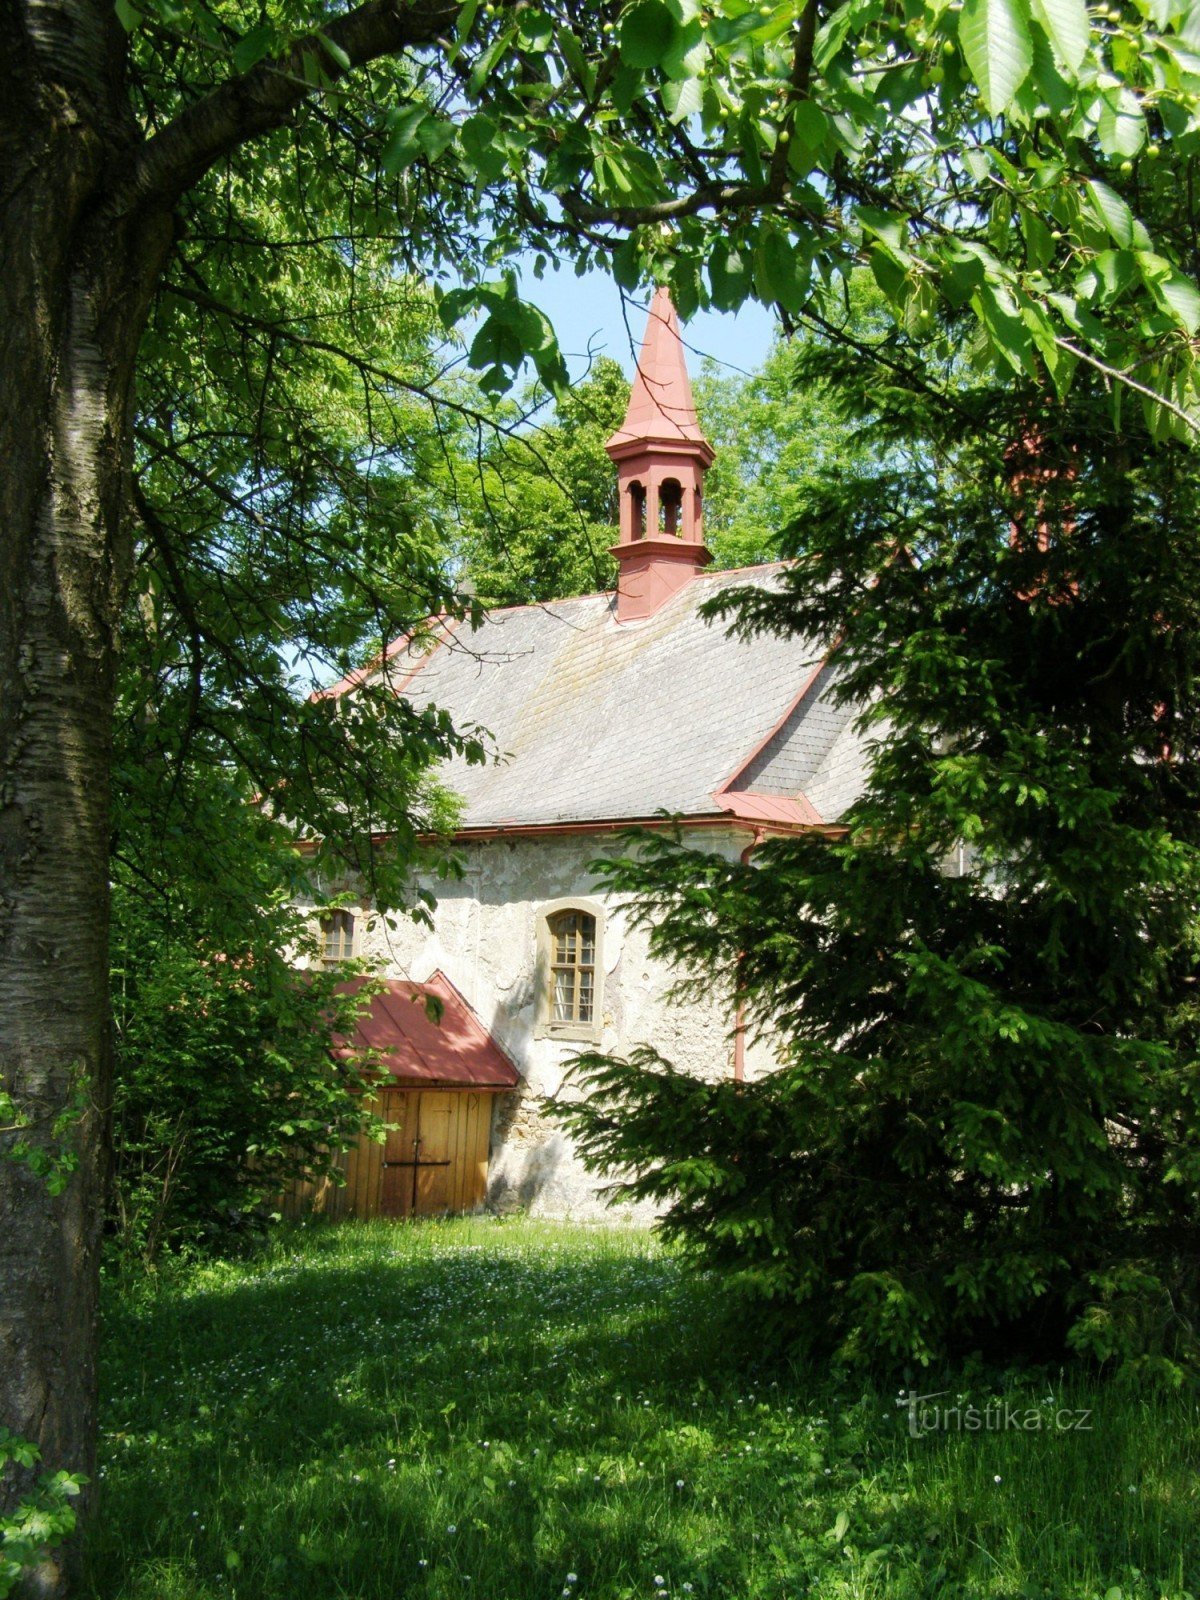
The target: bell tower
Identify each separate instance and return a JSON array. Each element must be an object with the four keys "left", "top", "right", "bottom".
[{"left": 605, "top": 288, "right": 714, "bottom": 623}]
